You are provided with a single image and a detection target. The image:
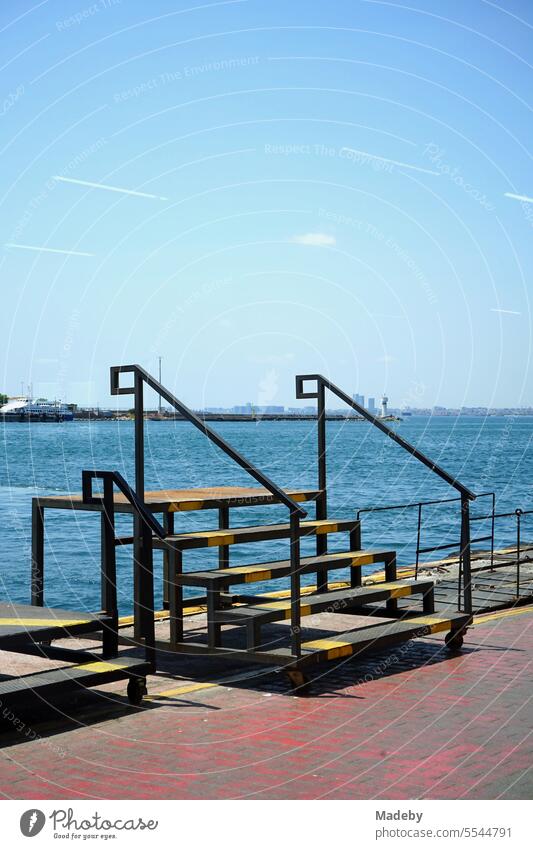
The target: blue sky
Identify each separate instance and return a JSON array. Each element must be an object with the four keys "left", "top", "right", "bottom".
[{"left": 1, "top": 0, "right": 532, "bottom": 409}]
